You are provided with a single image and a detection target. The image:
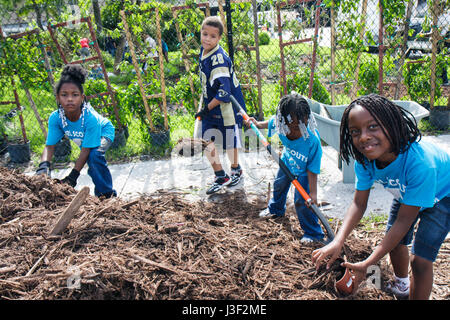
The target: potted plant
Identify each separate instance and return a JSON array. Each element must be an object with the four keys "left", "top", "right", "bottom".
[
  {"left": 1, "top": 106, "right": 31, "bottom": 163},
  {"left": 148, "top": 112, "right": 170, "bottom": 147}
]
